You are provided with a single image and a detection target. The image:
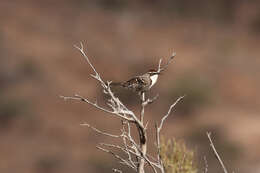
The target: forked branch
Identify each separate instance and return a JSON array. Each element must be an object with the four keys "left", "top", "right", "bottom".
[
  {"left": 158, "top": 95, "right": 185, "bottom": 132},
  {"left": 157, "top": 52, "right": 176, "bottom": 73},
  {"left": 61, "top": 42, "right": 180, "bottom": 173},
  {"left": 155, "top": 95, "right": 185, "bottom": 173}
]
